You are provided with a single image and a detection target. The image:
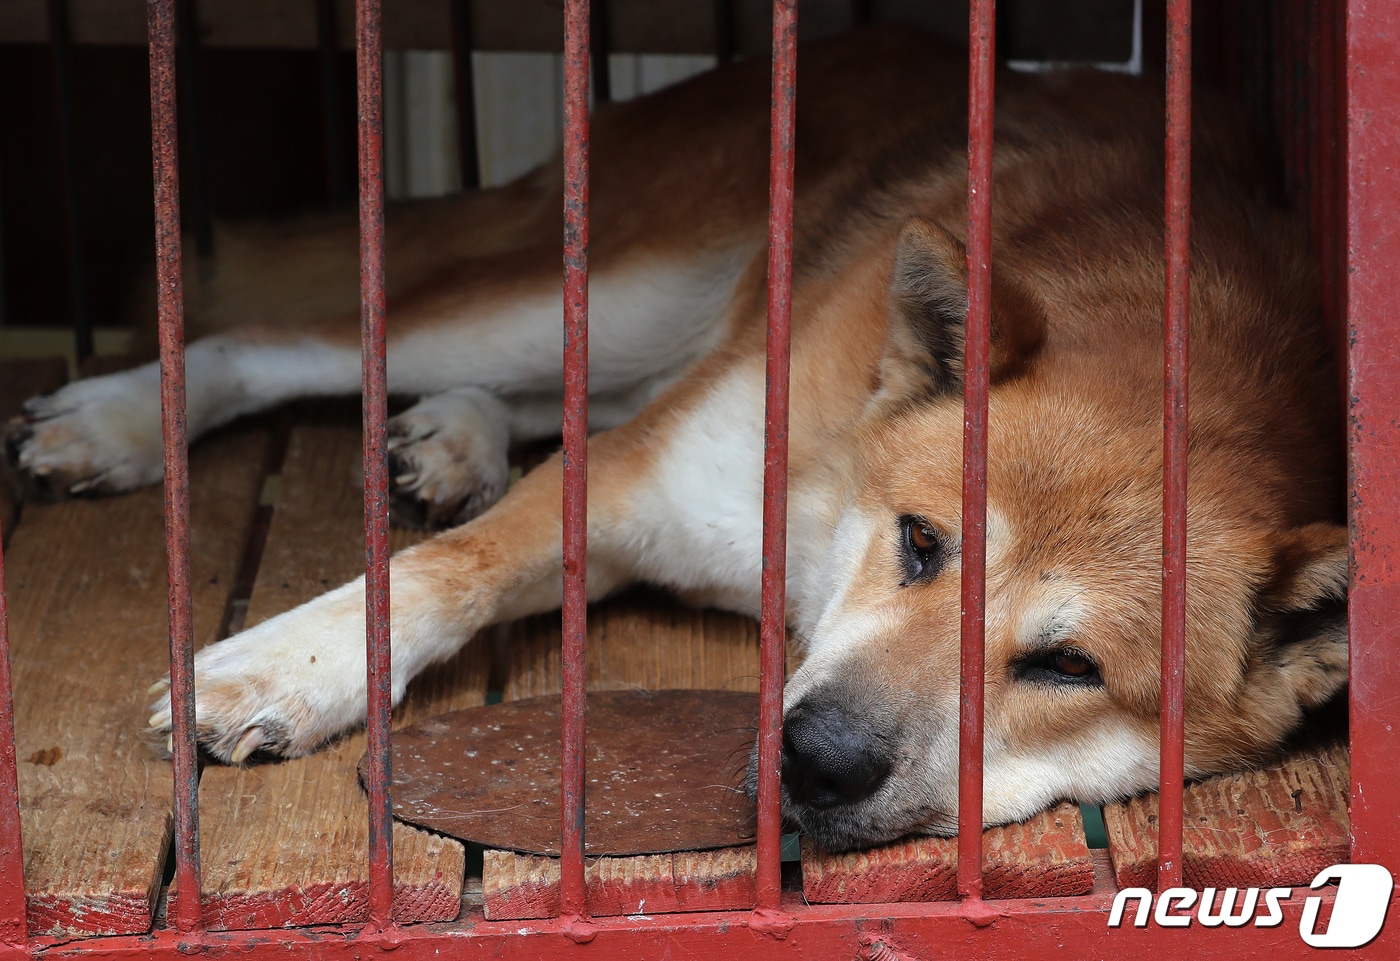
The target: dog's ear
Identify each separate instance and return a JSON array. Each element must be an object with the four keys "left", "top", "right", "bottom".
[
  {"left": 1252, "top": 523, "right": 1349, "bottom": 710},
  {"left": 876, "top": 217, "right": 1045, "bottom": 405}
]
